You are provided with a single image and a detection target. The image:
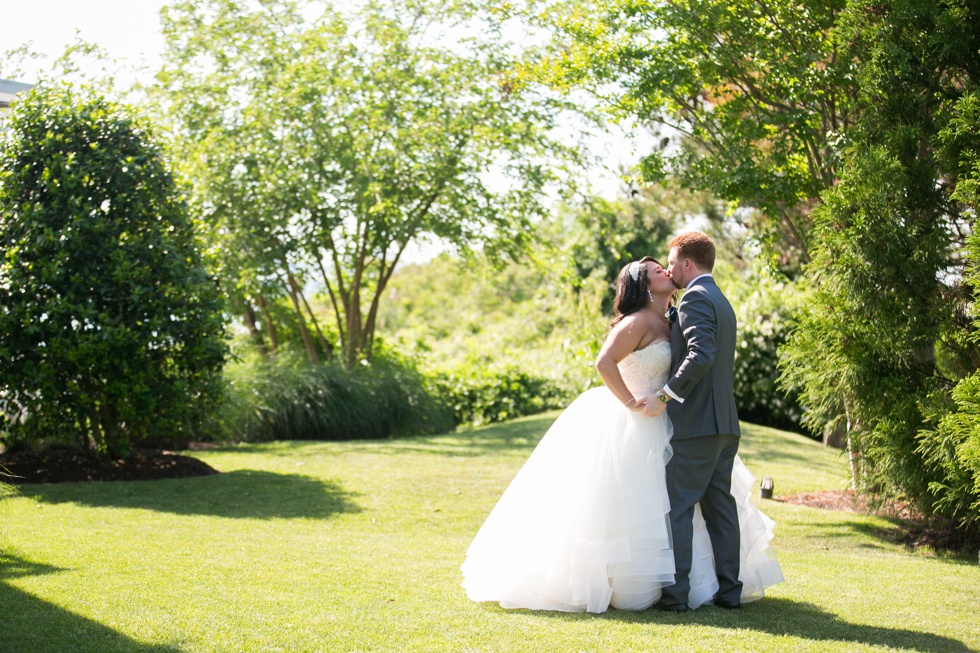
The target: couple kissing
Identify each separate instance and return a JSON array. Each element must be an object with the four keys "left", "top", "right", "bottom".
[{"left": 462, "top": 231, "right": 784, "bottom": 613}]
